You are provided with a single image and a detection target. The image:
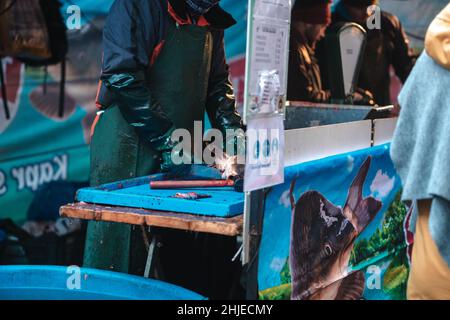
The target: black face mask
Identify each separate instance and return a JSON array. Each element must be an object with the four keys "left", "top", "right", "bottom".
[{"left": 185, "top": 0, "right": 220, "bottom": 16}]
